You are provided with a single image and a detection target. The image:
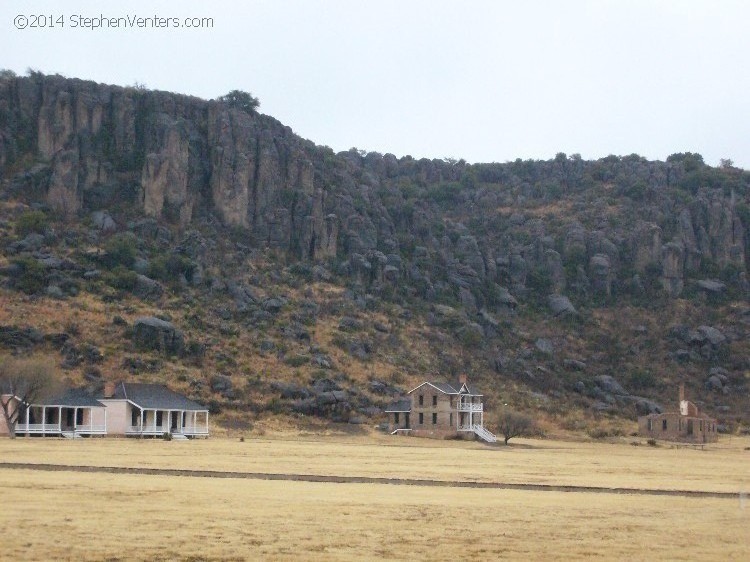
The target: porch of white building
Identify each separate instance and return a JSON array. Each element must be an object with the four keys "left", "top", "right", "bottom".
[
  {"left": 456, "top": 395, "right": 484, "bottom": 431},
  {"left": 15, "top": 404, "right": 107, "bottom": 436},
  {"left": 126, "top": 406, "right": 209, "bottom": 437}
]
